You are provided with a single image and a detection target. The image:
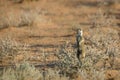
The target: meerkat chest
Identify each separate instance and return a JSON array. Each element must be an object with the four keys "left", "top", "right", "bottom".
[
  {"left": 79, "top": 39, "right": 84, "bottom": 46},
  {"left": 76, "top": 35, "right": 82, "bottom": 41}
]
